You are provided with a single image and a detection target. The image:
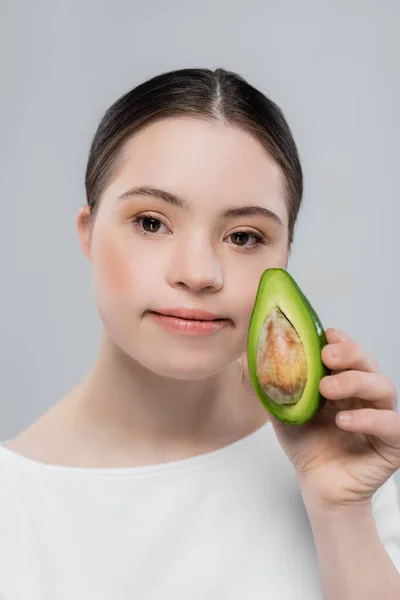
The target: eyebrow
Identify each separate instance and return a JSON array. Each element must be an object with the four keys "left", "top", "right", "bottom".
[{"left": 117, "top": 185, "right": 284, "bottom": 228}]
